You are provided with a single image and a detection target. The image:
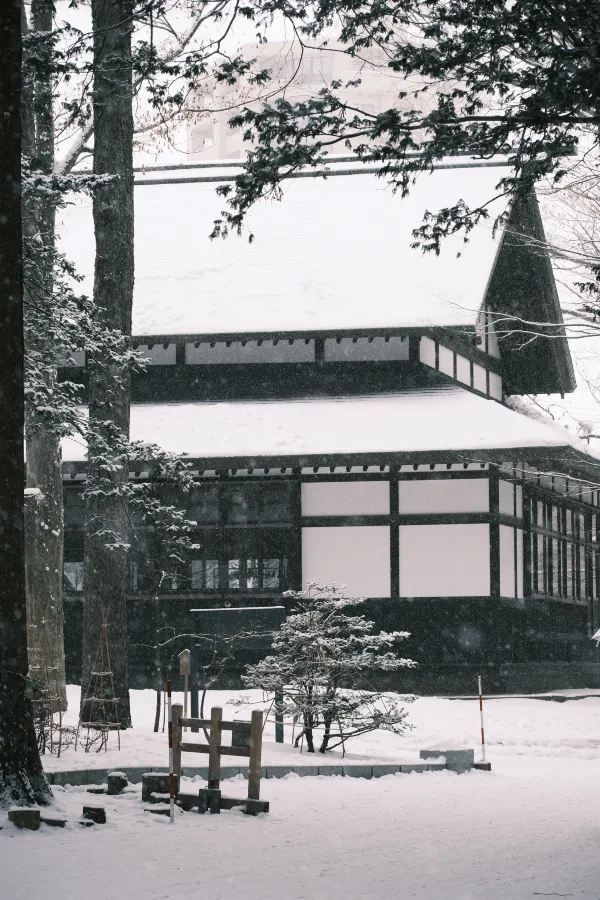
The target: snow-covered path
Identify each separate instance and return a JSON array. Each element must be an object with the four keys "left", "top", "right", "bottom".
[
  {"left": 2, "top": 688, "right": 600, "bottom": 900},
  {"left": 3, "top": 757, "right": 600, "bottom": 900}
]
